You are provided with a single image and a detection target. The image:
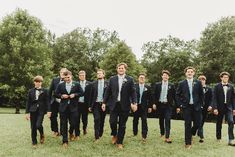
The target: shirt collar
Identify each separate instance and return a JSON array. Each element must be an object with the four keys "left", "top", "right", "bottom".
[
  {"left": 66, "top": 81, "right": 72, "bottom": 86},
  {"left": 162, "top": 81, "right": 168, "bottom": 85},
  {"left": 98, "top": 79, "right": 104, "bottom": 83},
  {"left": 118, "top": 74, "right": 125, "bottom": 79},
  {"left": 222, "top": 82, "right": 228, "bottom": 86},
  {"left": 187, "top": 78, "right": 194, "bottom": 82},
  {"left": 35, "top": 87, "right": 42, "bottom": 90}
]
